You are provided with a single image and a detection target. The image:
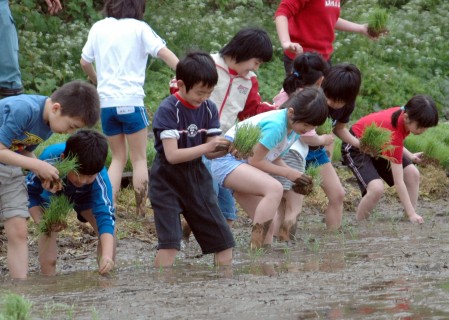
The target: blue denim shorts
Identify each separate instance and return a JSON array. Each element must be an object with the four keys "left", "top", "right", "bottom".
[
  {"left": 211, "top": 154, "right": 246, "bottom": 187},
  {"left": 306, "top": 147, "right": 330, "bottom": 167},
  {"left": 203, "top": 156, "right": 238, "bottom": 220},
  {"left": 101, "top": 106, "right": 149, "bottom": 136}
]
